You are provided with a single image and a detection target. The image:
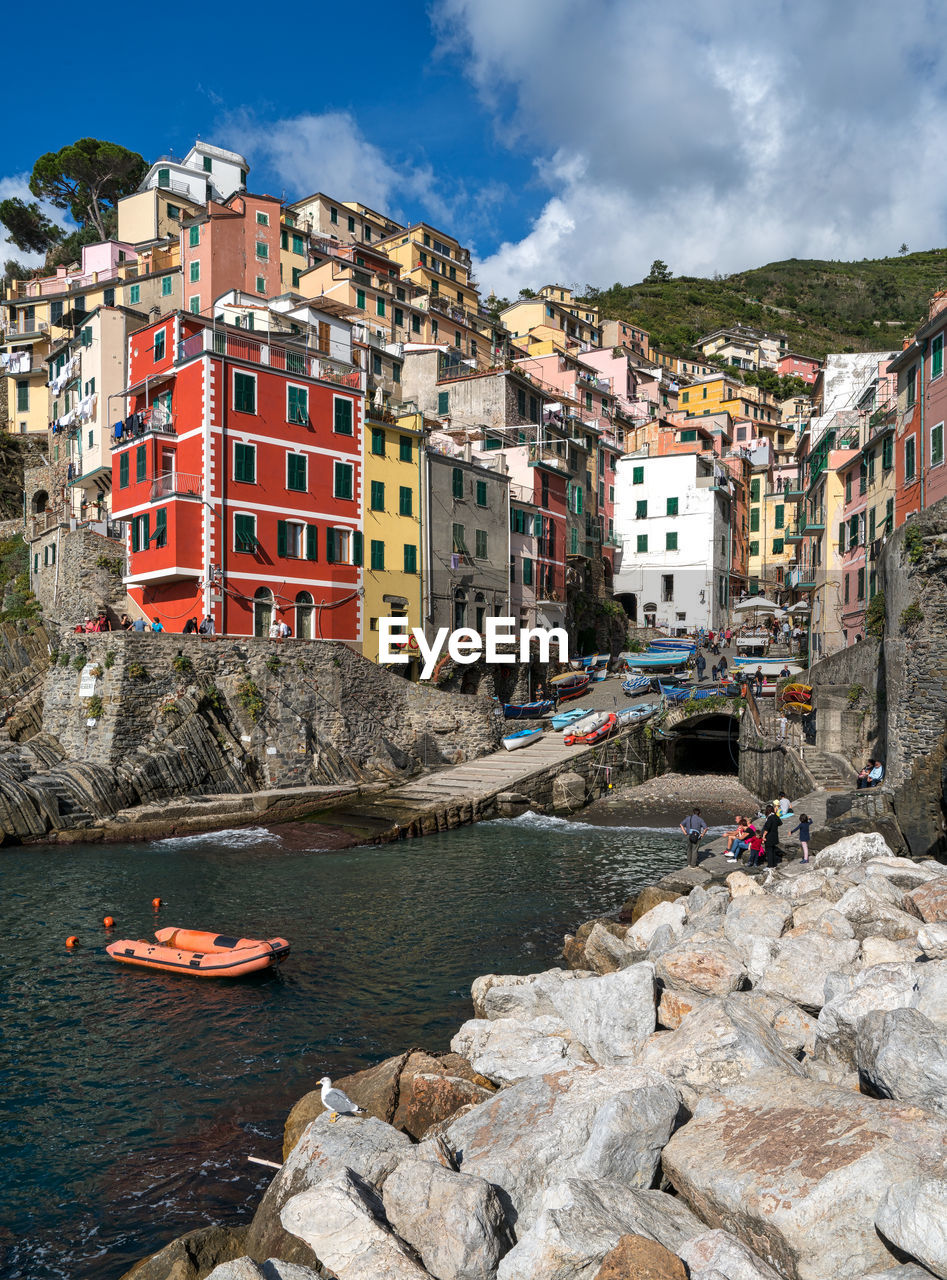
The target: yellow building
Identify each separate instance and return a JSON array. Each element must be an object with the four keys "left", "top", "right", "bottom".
[
  {"left": 502, "top": 295, "right": 601, "bottom": 356},
  {"left": 117, "top": 186, "right": 202, "bottom": 245},
  {"left": 679, "top": 374, "right": 781, "bottom": 429},
  {"left": 361, "top": 411, "right": 425, "bottom": 672},
  {"left": 278, "top": 211, "right": 311, "bottom": 292},
  {"left": 538, "top": 284, "right": 600, "bottom": 333},
  {"left": 746, "top": 467, "right": 800, "bottom": 595},
  {"left": 376, "top": 222, "right": 480, "bottom": 316}
]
